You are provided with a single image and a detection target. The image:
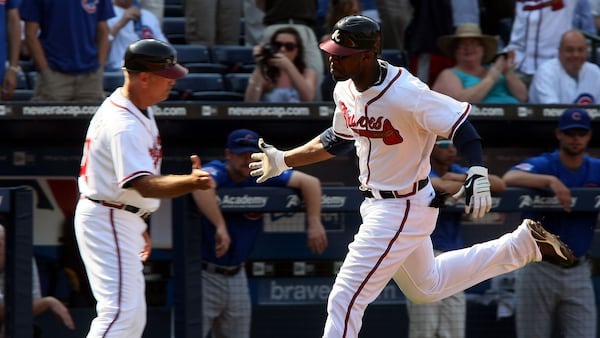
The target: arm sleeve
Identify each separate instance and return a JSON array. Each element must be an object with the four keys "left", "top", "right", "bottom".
[
  {"left": 319, "top": 127, "right": 355, "bottom": 156},
  {"left": 452, "top": 120, "right": 484, "bottom": 166}
]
